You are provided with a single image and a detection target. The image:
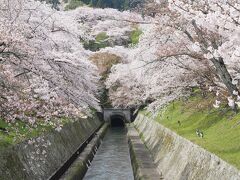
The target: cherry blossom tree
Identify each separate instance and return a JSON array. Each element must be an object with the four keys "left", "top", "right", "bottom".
[
  {"left": 0, "top": 0, "right": 100, "bottom": 125},
  {"left": 137, "top": 0, "right": 240, "bottom": 109},
  {"left": 105, "top": 24, "right": 206, "bottom": 111},
  {"left": 106, "top": 0, "right": 240, "bottom": 112}
]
